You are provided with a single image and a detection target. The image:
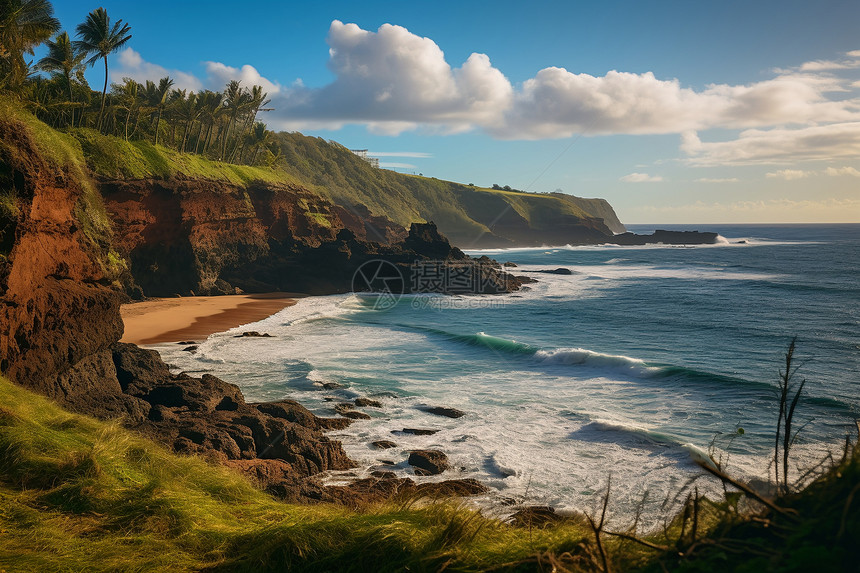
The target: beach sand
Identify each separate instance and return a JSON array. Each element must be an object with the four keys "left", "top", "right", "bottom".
[{"left": 120, "top": 293, "right": 302, "bottom": 345}]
